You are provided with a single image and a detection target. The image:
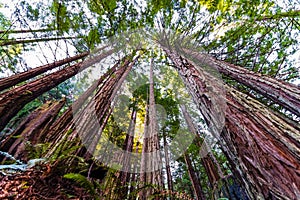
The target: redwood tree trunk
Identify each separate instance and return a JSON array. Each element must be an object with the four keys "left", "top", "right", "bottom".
[
  {"left": 120, "top": 108, "right": 137, "bottom": 184},
  {"left": 45, "top": 54, "right": 139, "bottom": 174},
  {"left": 139, "top": 59, "right": 163, "bottom": 199},
  {"left": 162, "top": 128, "right": 174, "bottom": 194},
  {"left": 184, "top": 153, "right": 206, "bottom": 200},
  {"left": 180, "top": 48, "right": 300, "bottom": 117},
  {"left": 116, "top": 108, "right": 137, "bottom": 199},
  {"left": 0, "top": 36, "right": 78, "bottom": 46},
  {"left": 0, "top": 48, "right": 115, "bottom": 132},
  {"left": 180, "top": 104, "right": 221, "bottom": 188},
  {"left": 139, "top": 105, "right": 150, "bottom": 200},
  {"left": 83, "top": 56, "right": 139, "bottom": 155},
  {"left": 44, "top": 58, "right": 121, "bottom": 146},
  {"left": 0, "top": 52, "right": 89, "bottom": 91},
  {"left": 148, "top": 58, "right": 163, "bottom": 188},
  {"left": 163, "top": 47, "right": 300, "bottom": 199},
  {"left": 0, "top": 99, "right": 65, "bottom": 162},
  {"left": 129, "top": 143, "right": 140, "bottom": 199}
]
